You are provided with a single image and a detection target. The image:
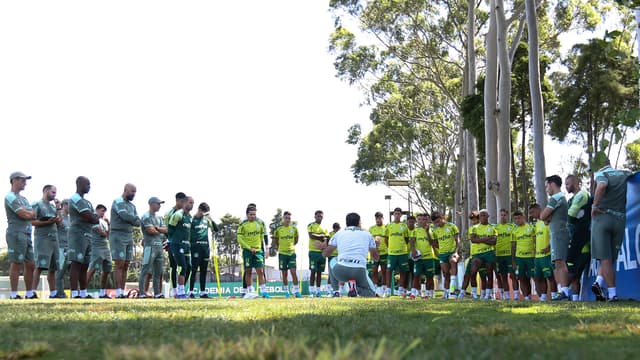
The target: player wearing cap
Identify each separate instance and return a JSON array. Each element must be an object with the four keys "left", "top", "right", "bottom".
[
  {"left": 168, "top": 196, "right": 194, "bottom": 299},
  {"left": 189, "top": 202, "right": 218, "bottom": 298},
  {"left": 30, "top": 184, "right": 61, "bottom": 298},
  {"left": 68, "top": 176, "right": 100, "bottom": 299},
  {"left": 409, "top": 213, "right": 436, "bottom": 299},
  {"left": 54, "top": 199, "right": 71, "bottom": 298},
  {"left": 385, "top": 207, "right": 410, "bottom": 297},
  {"left": 272, "top": 211, "right": 301, "bottom": 298},
  {"left": 238, "top": 206, "right": 270, "bottom": 299},
  {"left": 165, "top": 192, "right": 187, "bottom": 297},
  {"left": 308, "top": 210, "right": 329, "bottom": 297},
  {"left": 5, "top": 172, "right": 36, "bottom": 299},
  {"left": 431, "top": 211, "right": 460, "bottom": 299},
  {"left": 87, "top": 204, "right": 112, "bottom": 298},
  {"left": 138, "top": 197, "right": 167, "bottom": 298},
  {"left": 369, "top": 211, "right": 388, "bottom": 296},
  {"left": 512, "top": 210, "right": 535, "bottom": 301}
]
